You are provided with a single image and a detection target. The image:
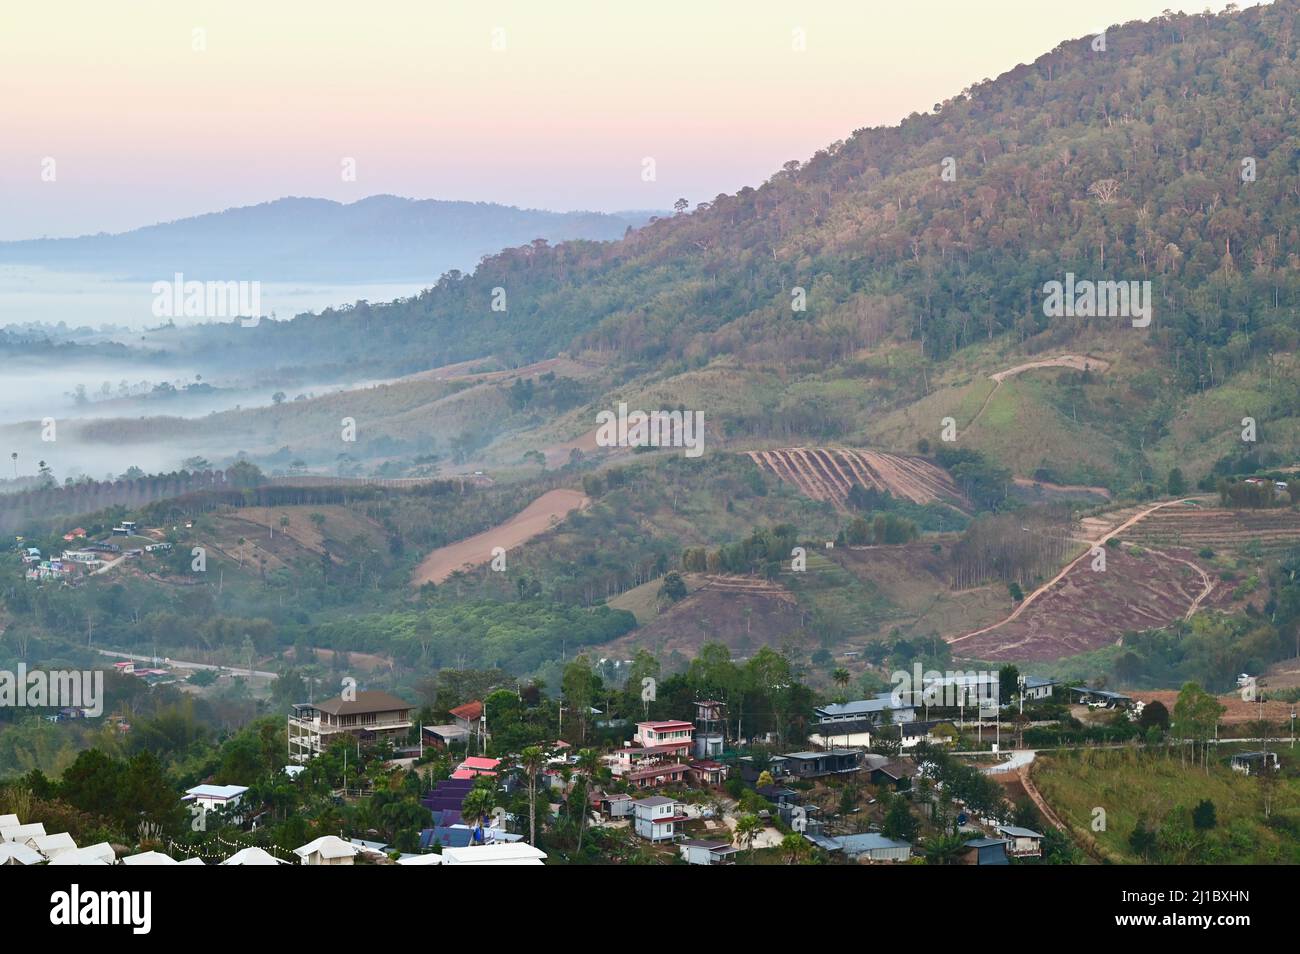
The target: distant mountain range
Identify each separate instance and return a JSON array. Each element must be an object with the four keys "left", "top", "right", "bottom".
[{"left": 0, "top": 195, "right": 659, "bottom": 282}]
